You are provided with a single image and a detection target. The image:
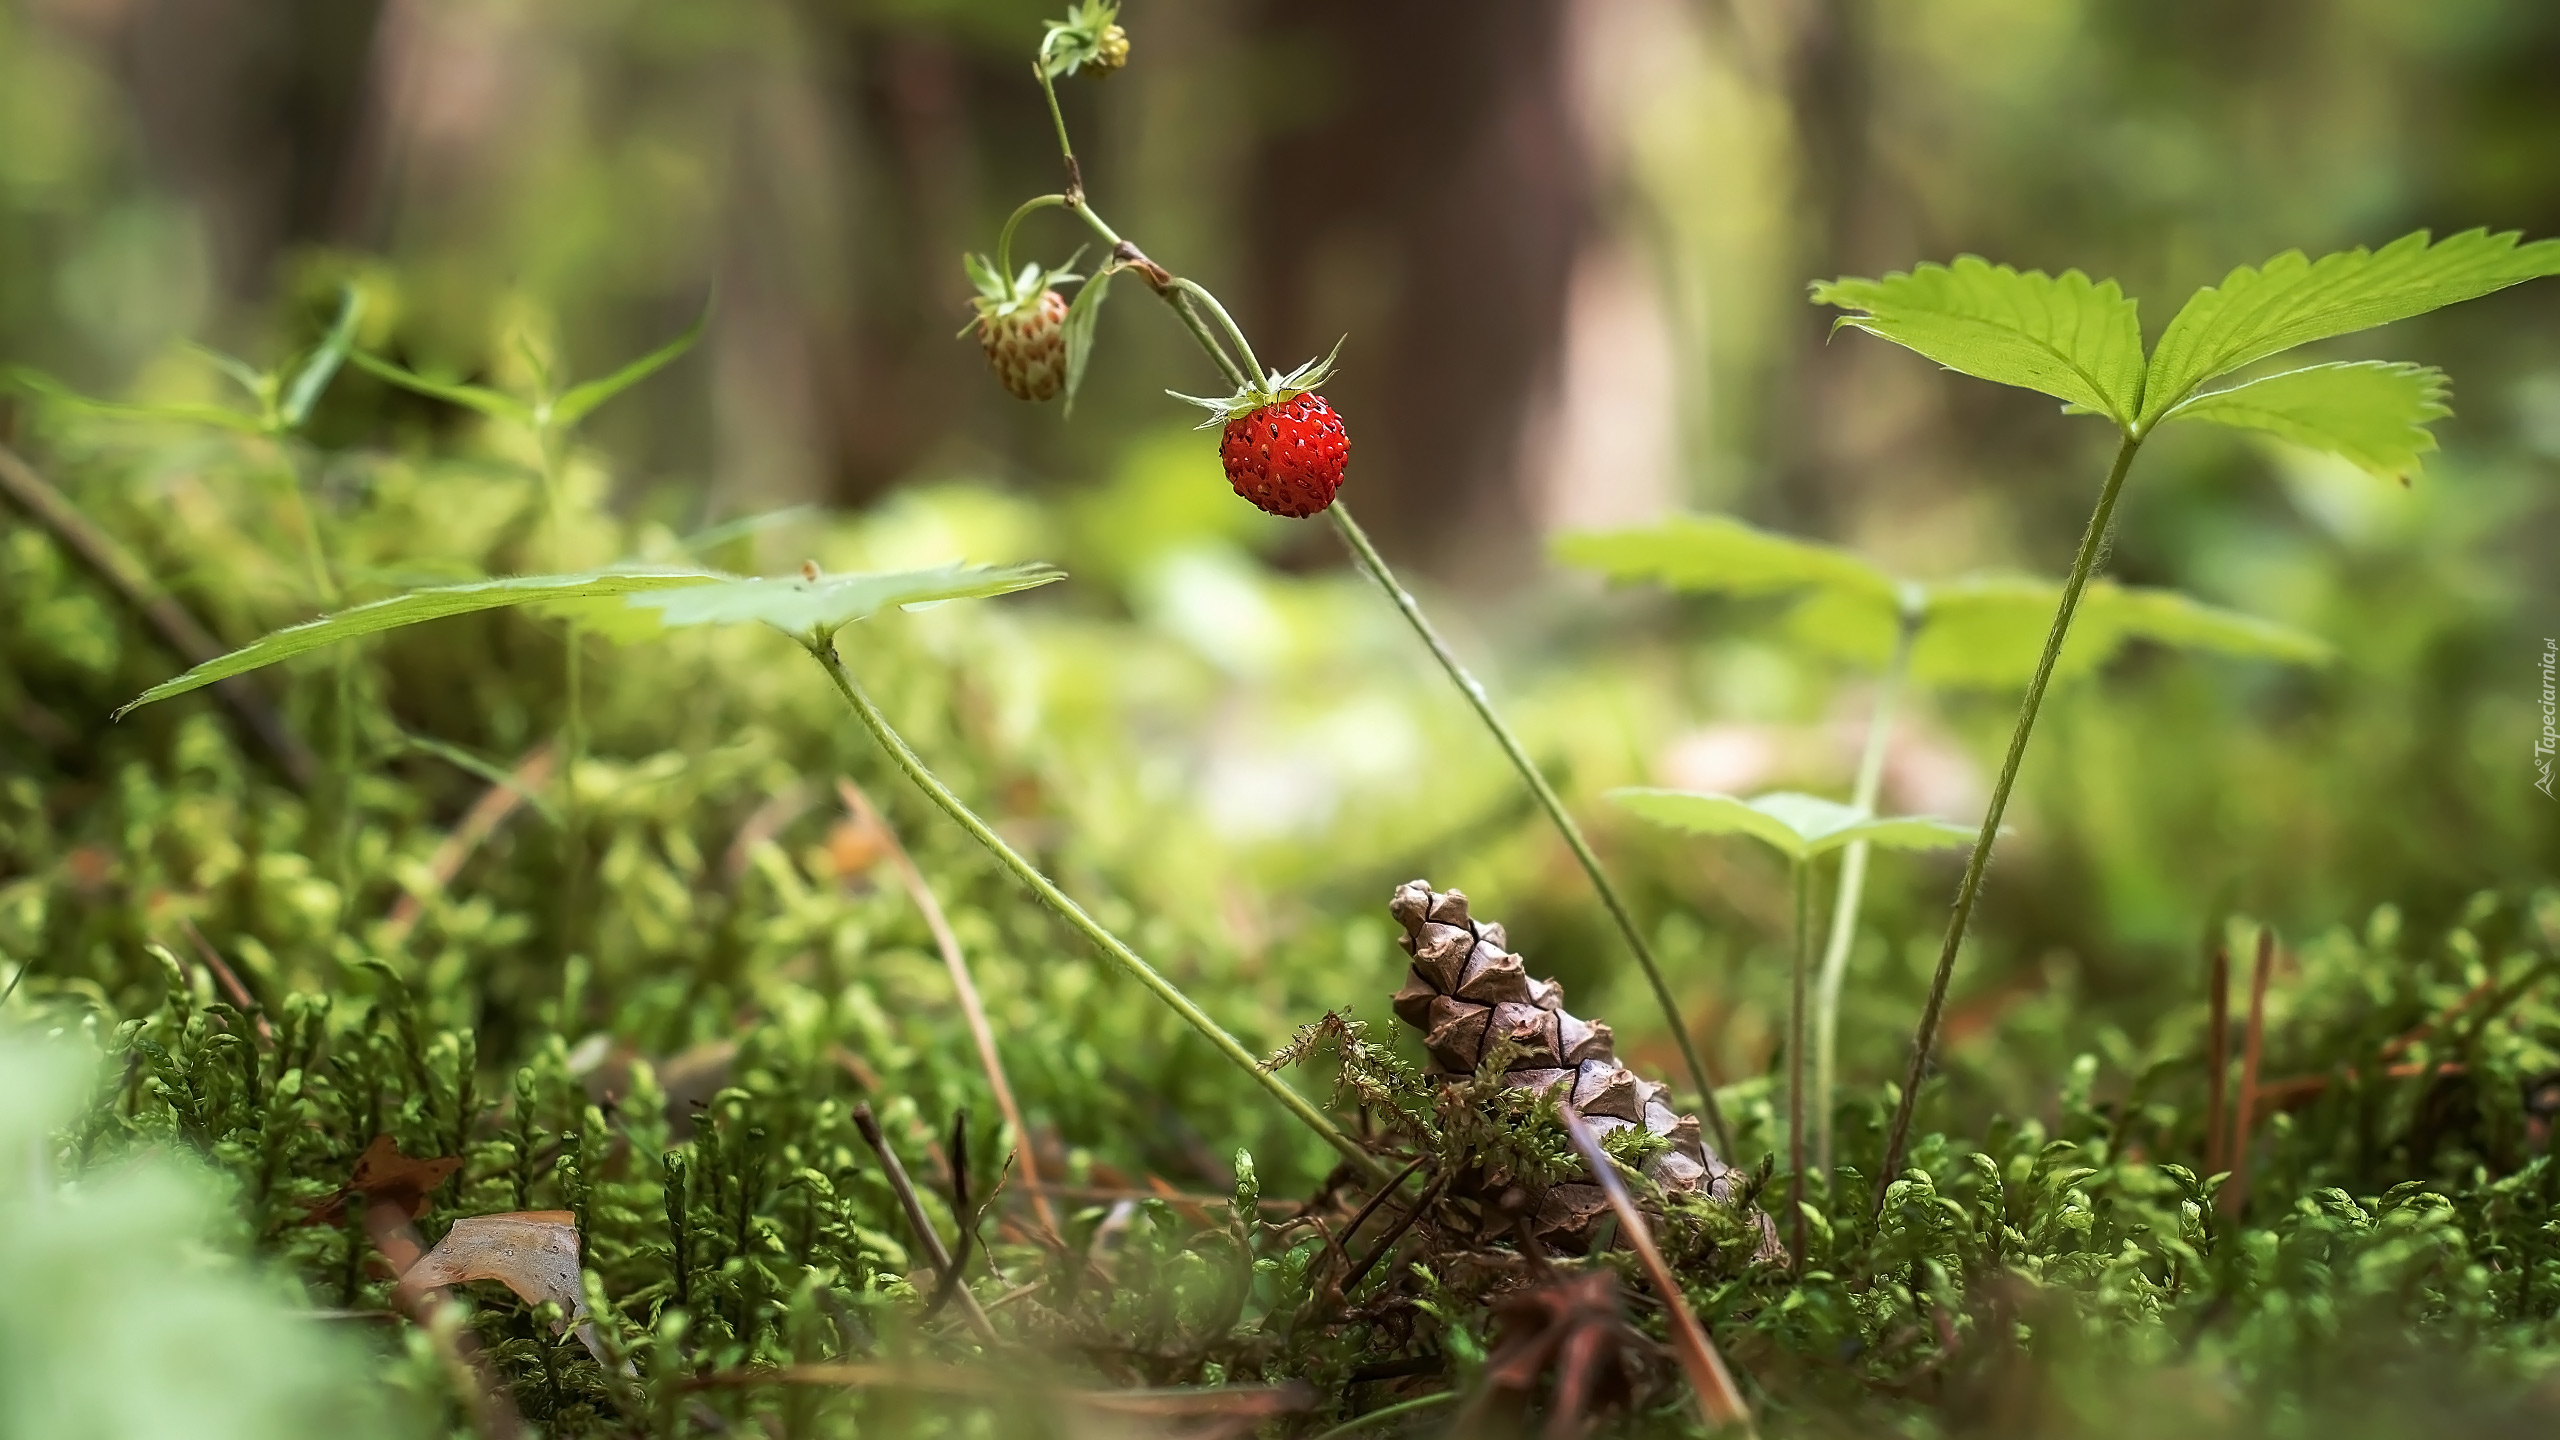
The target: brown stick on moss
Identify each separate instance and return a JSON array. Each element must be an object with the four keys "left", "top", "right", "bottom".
[{"left": 2220, "top": 928, "right": 2276, "bottom": 1219}]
